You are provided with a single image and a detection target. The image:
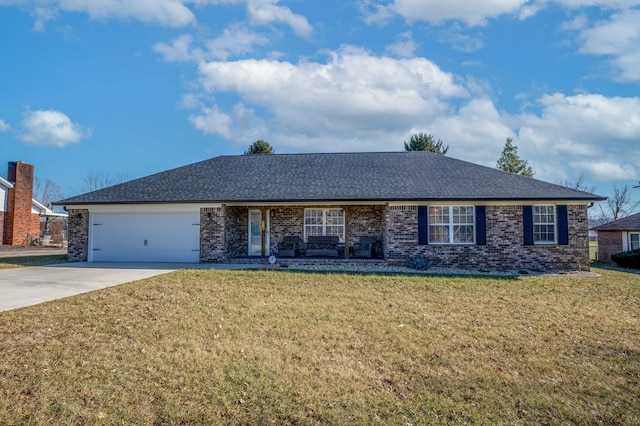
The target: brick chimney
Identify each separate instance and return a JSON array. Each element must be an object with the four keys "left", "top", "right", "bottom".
[{"left": 4, "top": 162, "right": 41, "bottom": 246}]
